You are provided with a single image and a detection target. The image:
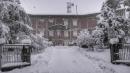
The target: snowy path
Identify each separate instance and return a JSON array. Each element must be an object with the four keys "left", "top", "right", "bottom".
[
  {"left": 3, "top": 46, "right": 130, "bottom": 73},
  {"left": 48, "top": 46, "right": 102, "bottom": 73}
]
